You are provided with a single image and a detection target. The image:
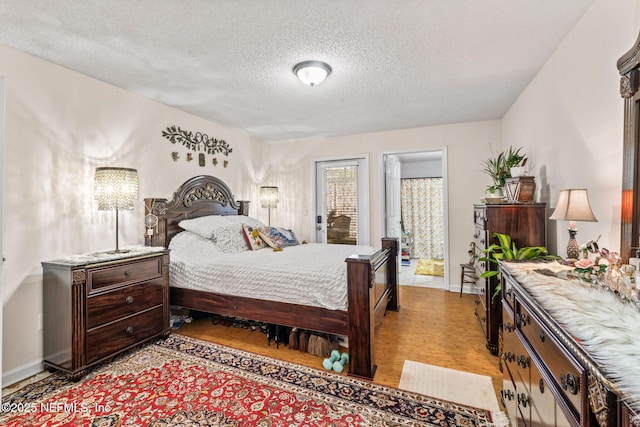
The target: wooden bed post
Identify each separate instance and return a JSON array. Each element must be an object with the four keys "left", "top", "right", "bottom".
[
  {"left": 346, "top": 237, "right": 399, "bottom": 380},
  {"left": 346, "top": 254, "right": 376, "bottom": 380}
]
